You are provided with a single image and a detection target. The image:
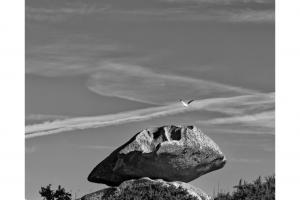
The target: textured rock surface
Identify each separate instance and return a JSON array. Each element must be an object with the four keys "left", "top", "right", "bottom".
[
  {"left": 79, "top": 177, "right": 212, "bottom": 200},
  {"left": 88, "top": 125, "right": 226, "bottom": 186}
]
